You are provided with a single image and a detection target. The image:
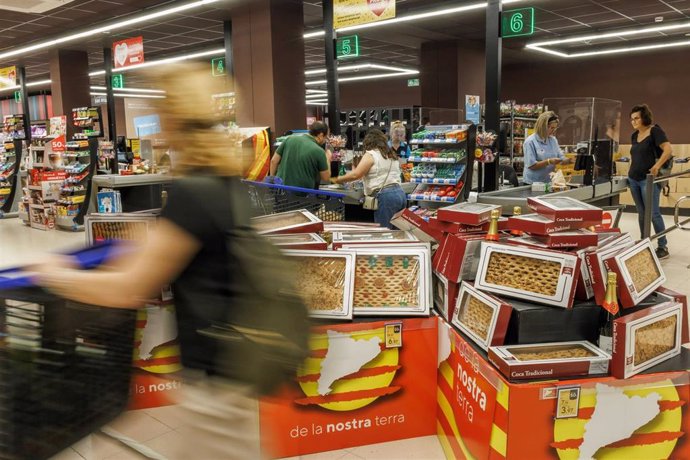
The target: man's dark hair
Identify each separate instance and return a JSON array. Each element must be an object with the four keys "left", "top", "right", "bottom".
[
  {"left": 309, "top": 121, "right": 329, "bottom": 137},
  {"left": 631, "top": 104, "right": 653, "bottom": 126}
]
